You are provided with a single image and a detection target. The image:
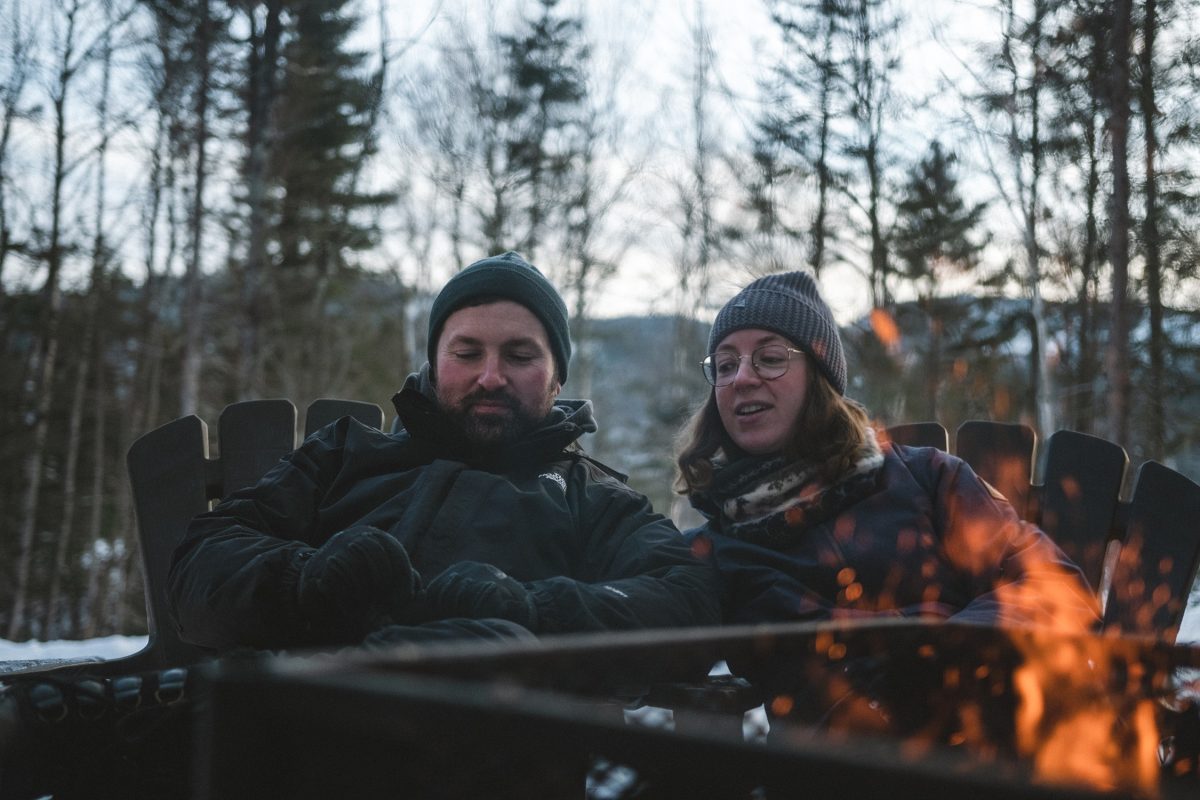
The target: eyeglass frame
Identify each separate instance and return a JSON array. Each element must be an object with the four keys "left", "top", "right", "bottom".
[{"left": 699, "top": 345, "right": 807, "bottom": 387}]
